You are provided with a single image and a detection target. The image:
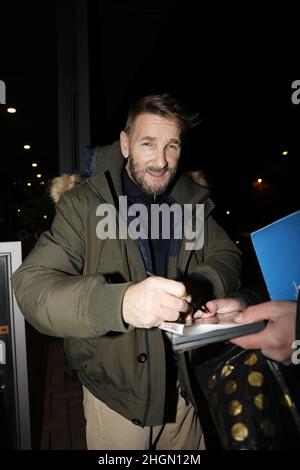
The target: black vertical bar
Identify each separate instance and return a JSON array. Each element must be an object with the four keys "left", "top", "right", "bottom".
[{"left": 56, "top": 0, "right": 90, "bottom": 174}]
